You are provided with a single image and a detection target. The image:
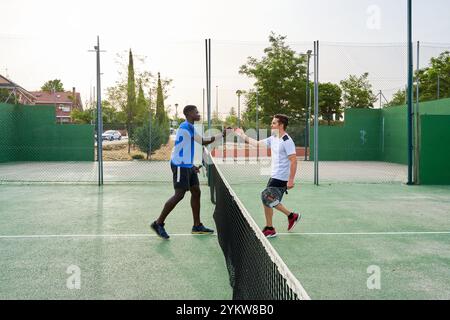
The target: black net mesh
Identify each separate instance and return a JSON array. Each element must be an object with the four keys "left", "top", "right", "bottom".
[{"left": 206, "top": 149, "right": 310, "bottom": 300}]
